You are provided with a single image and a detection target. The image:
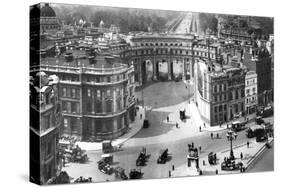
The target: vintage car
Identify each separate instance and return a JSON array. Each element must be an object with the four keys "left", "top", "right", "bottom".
[
  {"left": 143, "top": 119, "right": 150, "bottom": 128},
  {"left": 74, "top": 176, "right": 93, "bottom": 183},
  {"left": 157, "top": 148, "right": 169, "bottom": 164},
  {"left": 208, "top": 152, "right": 217, "bottom": 165},
  {"left": 129, "top": 169, "right": 143, "bottom": 179},
  {"left": 63, "top": 145, "right": 88, "bottom": 163},
  {"left": 136, "top": 147, "right": 149, "bottom": 166},
  {"left": 257, "top": 105, "right": 273, "bottom": 118},
  {"left": 97, "top": 160, "right": 114, "bottom": 175},
  {"left": 221, "top": 159, "right": 243, "bottom": 171},
  {"left": 101, "top": 154, "right": 113, "bottom": 164},
  {"left": 255, "top": 116, "right": 264, "bottom": 125},
  {"left": 114, "top": 167, "right": 128, "bottom": 180},
  {"left": 102, "top": 140, "right": 122, "bottom": 153},
  {"left": 179, "top": 108, "right": 186, "bottom": 120},
  {"left": 230, "top": 120, "right": 246, "bottom": 132}
]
